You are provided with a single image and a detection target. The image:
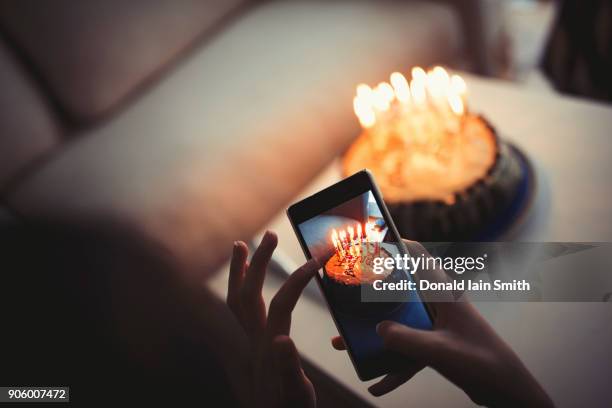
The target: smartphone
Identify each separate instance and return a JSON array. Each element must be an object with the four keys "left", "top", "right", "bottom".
[{"left": 287, "top": 169, "right": 434, "bottom": 380}]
